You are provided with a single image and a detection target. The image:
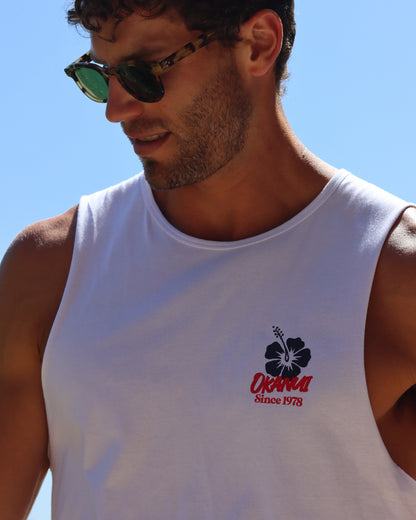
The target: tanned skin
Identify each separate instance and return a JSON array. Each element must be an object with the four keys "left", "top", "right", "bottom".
[
  {"left": 365, "top": 208, "right": 416, "bottom": 476},
  {"left": 0, "top": 9, "right": 415, "bottom": 519},
  {"left": 0, "top": 207, "right": 77, "bottom": 519}
]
